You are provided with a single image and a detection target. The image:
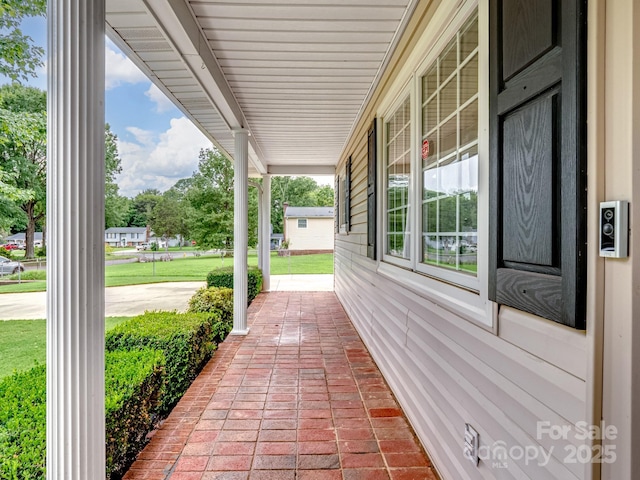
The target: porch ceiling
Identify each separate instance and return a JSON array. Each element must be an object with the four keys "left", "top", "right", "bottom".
[{"left": 105, "top": 0, "right": 417, "bottom": 175}]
